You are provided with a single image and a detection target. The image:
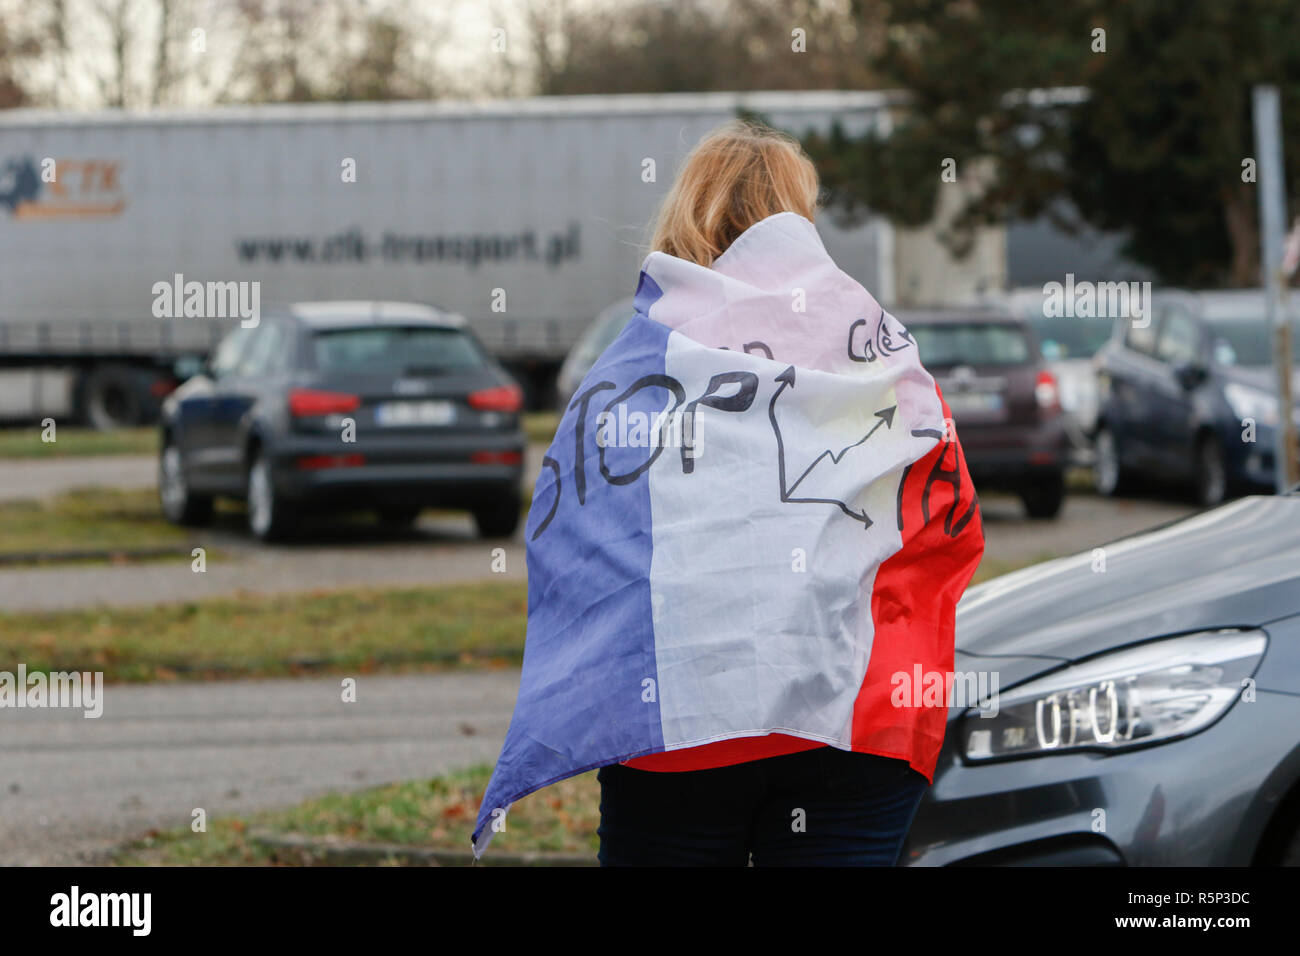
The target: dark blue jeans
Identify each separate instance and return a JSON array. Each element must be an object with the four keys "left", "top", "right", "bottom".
[{"left": 597, "top": 747, "right": 928, "bottom": 866}]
